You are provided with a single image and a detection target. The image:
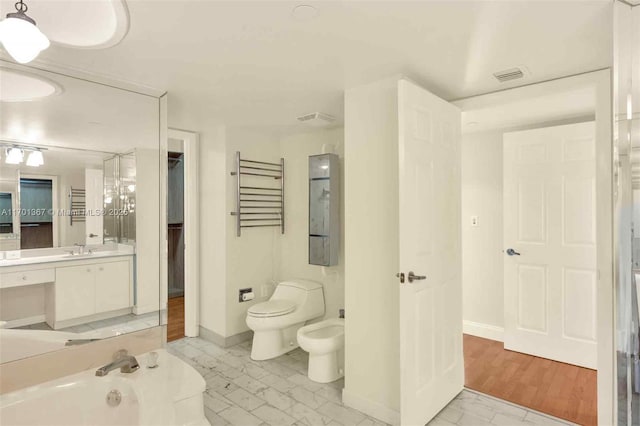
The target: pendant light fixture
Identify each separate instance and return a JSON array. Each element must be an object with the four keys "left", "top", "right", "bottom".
[{"left": 0, "top": 0, "right": 50, "bottom": 64}]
